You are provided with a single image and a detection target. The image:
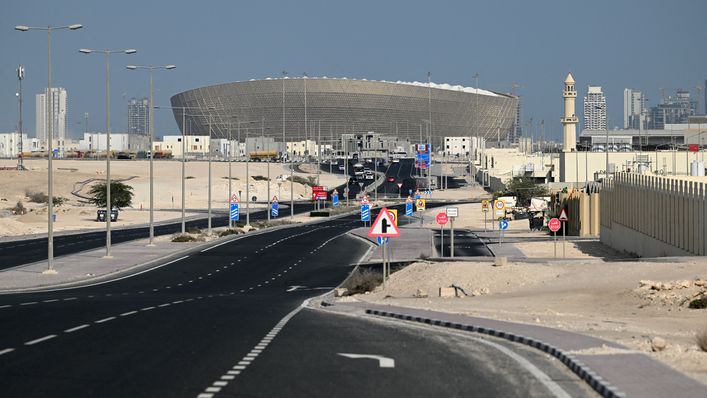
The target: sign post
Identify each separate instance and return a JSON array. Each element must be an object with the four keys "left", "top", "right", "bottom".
[
  {"left": 499, "top": 218, "right": 509, "bottom": 248},
  {"left": 436, "top": 212, "right": 449, "bottom": 257},
  {"left": 446, "top": 207, "right": 458, "bottom": 257},
  {"left": 559, "top": 209, "right": 569, "bottom": 258},
  {"left": 548, "top": 217, "right": 561, "bottom": 258},
  {"left": 481, "top": 200, "right": 489, "bottom": 232}
]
